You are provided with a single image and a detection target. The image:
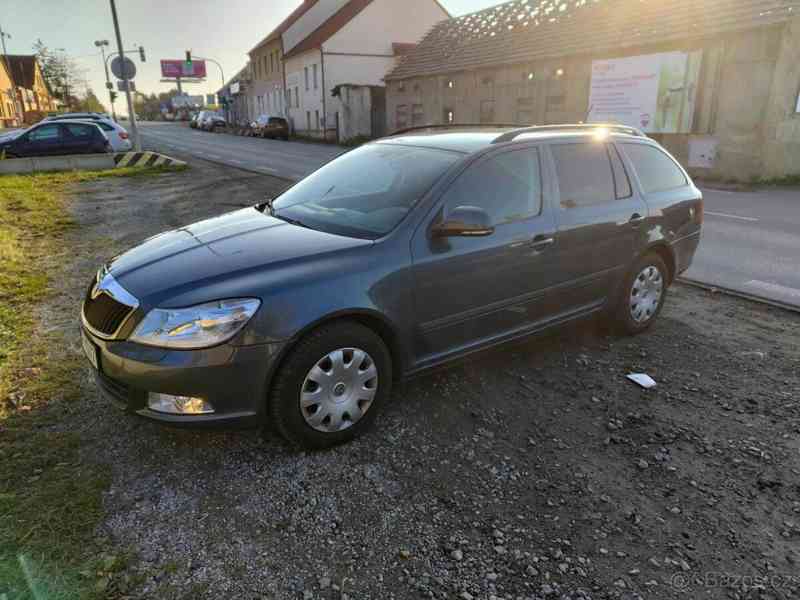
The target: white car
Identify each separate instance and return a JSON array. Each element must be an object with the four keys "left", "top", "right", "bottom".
[{"left": 46, "top": 116, "right": 132, "bottom": 152}]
